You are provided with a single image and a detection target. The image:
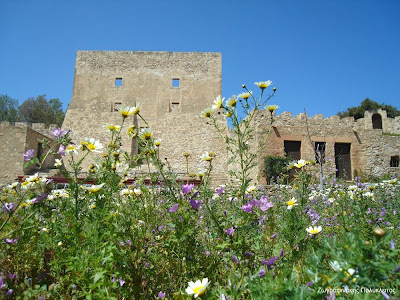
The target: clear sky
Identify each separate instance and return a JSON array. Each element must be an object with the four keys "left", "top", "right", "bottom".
[{"left": 1, "top": 0, "right": 399, "bottom": 118}]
